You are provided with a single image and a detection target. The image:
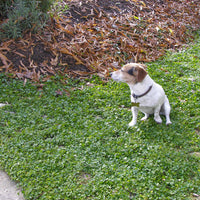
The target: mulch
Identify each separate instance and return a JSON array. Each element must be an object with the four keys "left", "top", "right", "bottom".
[{"left": 0, "top": 0, "right": 200, "bottom": 81}]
